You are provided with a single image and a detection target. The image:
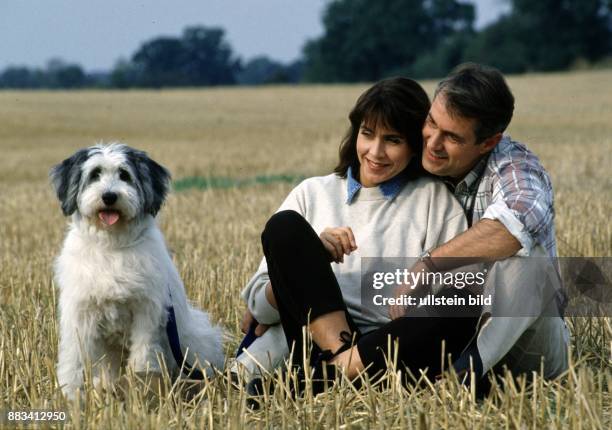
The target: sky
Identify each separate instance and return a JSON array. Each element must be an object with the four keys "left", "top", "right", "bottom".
[{"left": 0, "top": 0, "right": 510, "bottom": 71}]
